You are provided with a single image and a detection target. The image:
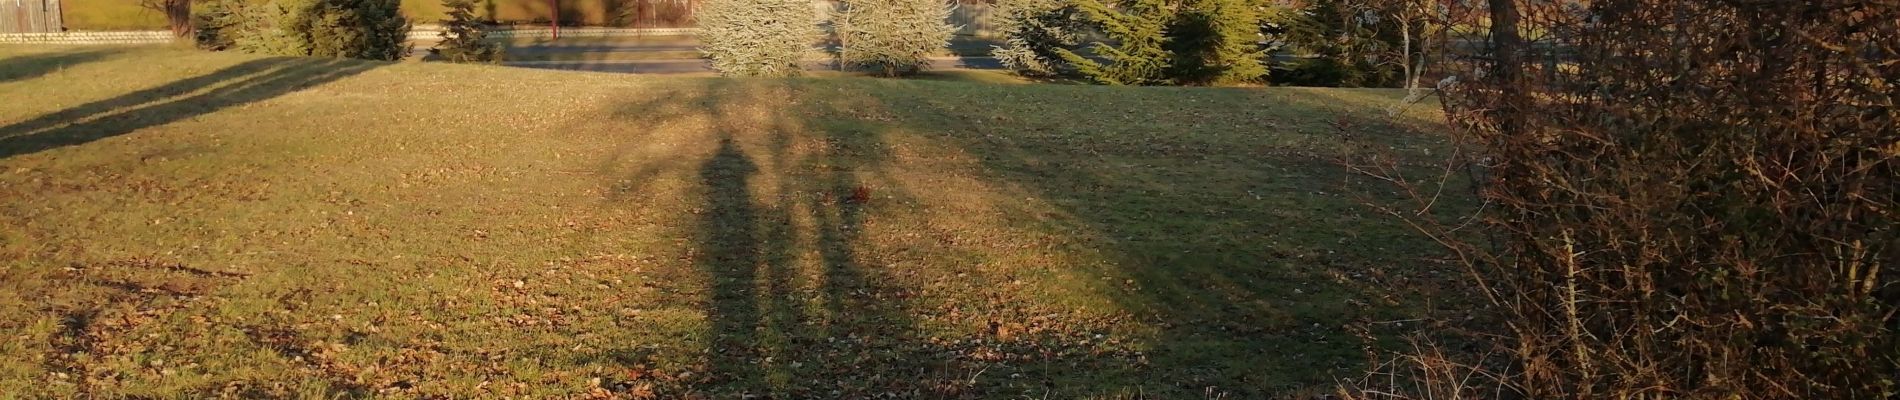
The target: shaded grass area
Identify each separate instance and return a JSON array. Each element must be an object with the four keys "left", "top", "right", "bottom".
[
  {"left": 0, "top": 46, "right": 1467, "bottom": 398},
  {"left": 0, "top": 48, "right": 116, "bottom": 84}
]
